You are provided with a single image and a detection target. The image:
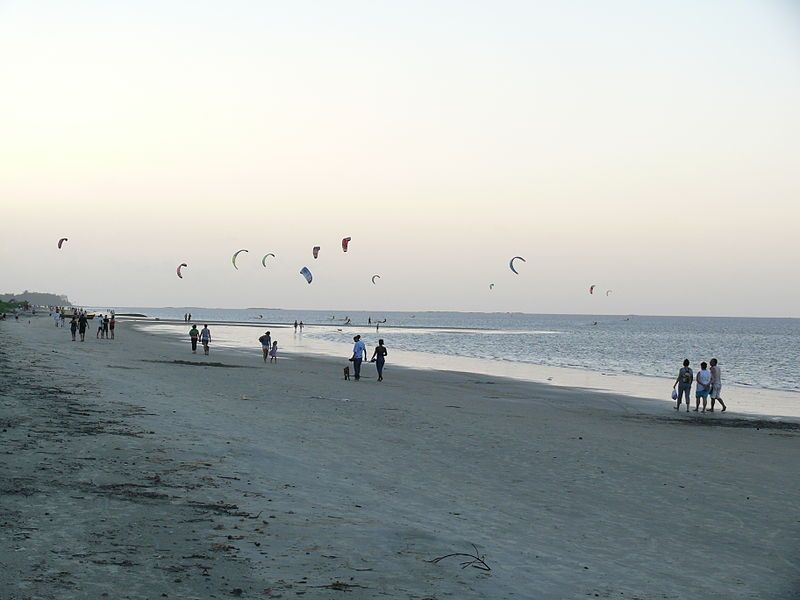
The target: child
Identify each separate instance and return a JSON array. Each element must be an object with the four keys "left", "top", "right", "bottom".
[{"left": 269, "top": 340, "right": 278, "bottom": 363}]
